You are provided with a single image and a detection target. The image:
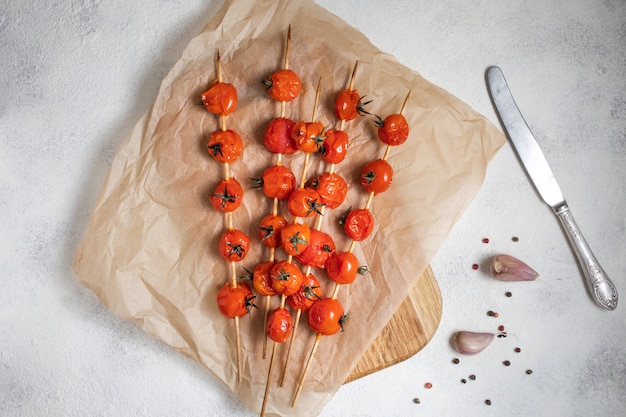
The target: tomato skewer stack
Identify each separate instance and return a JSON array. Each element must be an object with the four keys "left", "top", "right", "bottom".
[
  {"left": 292, "top": 90, "right": 412, "bottom": 407},
  {"left": 203, "top": 51, "right": 253, "bottom": 384},
  {"left": 258, "top": 26, "right": 306, "bottom": 417},
  {"left": 278, "top": 62, "right": 363, "bottom": 387}
]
